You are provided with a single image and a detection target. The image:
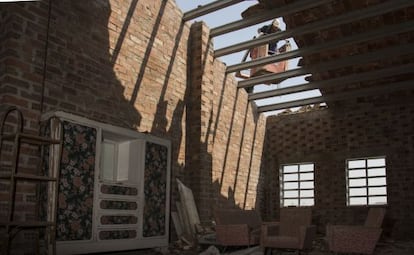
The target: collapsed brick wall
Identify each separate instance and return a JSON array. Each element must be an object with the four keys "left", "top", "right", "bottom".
[
  {"left": 186, "top": 22, "right": 267, "bottom": 223},
  {"left": 264, "top": 94, "right": 414, "bottom": 240}
]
